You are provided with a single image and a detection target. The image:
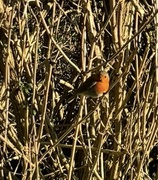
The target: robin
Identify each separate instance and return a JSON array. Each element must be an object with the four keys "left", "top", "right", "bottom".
[
  {"left": 53, "top": 71, "right": 109, "bottom": 116},
  {"left": 74, "top": 70, "right": 109, "bottom": 98}
]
